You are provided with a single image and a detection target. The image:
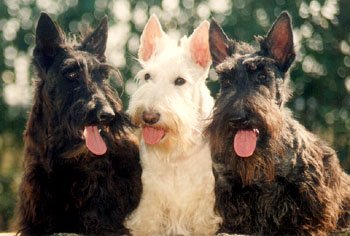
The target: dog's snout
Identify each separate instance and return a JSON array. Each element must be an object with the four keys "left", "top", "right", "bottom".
[
  {"left": 97, "top": 106, "right": 115, "bottom": 123},
  {"left": 142, "top": 111, "right": 160, "bottom": 125},
  {"left": 229, "top": 113, "right": 249, "bottom": 127}
]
